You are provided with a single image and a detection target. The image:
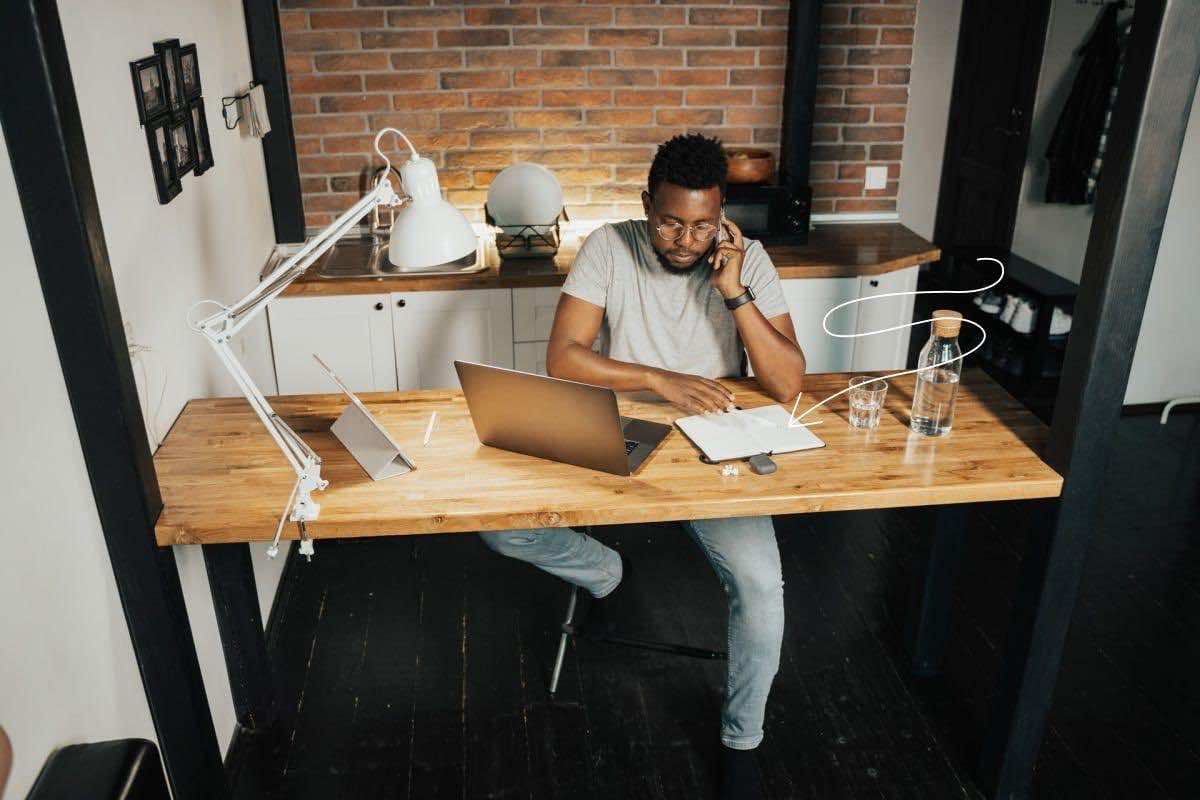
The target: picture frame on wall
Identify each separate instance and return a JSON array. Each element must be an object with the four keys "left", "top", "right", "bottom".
[
  {"left": 169, "top": 113, "right": 197, "bottom": 177},
  {"left": 130, "top": 55, "right": 168, "bottom": 125},
  {"left": 153, "top": 38, "right": 186, "bottom": 113},
  {"left": 145, "top": 115, "right": 181, "bottom": 204},
  {"left": 178, "top": 44, "right": 201, "bottom": 99},
  {"left": 189, "top": 97, "right": 214, "bottom": 176}
]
